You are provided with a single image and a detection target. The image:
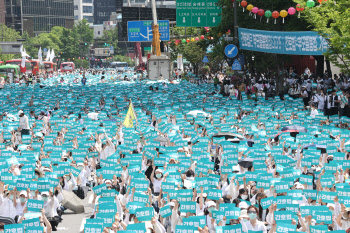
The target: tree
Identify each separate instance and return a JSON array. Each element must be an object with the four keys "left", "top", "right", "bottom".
[
  {"left": 72, "top": 19, "right": 94, "bottom": 58},
  {"left": 182, "top": 42, "right": 206, "bottom": 75},
  {"left": 293, "top": 0, "right": 350, "bottom": 74},
  {"left": 0, "top": 25, "right": 22, "bottom": 61},
  {"left": 102, "top": 27, "right": 118, "bottom": 50}
]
